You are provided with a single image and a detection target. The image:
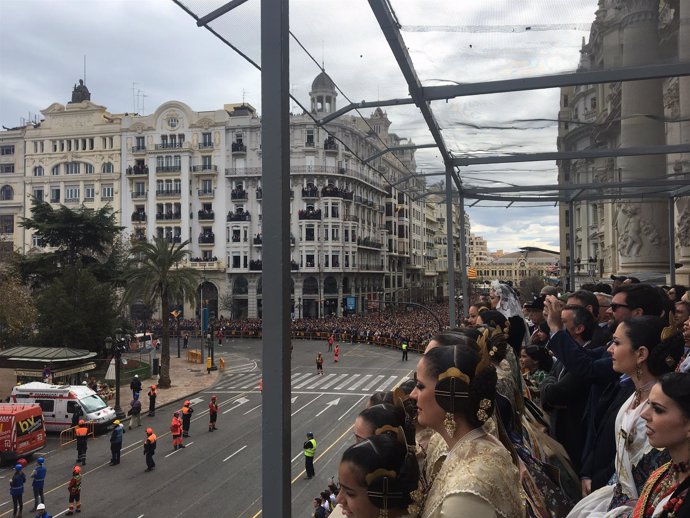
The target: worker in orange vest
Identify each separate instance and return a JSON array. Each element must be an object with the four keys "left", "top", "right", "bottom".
[
  {"left": 170, "top": 412, "right": 185, "bottom": 450},
  {"left": 144, "top": 428, "right": 157, "bottom": 472},
  {"left": 181, "top": 401, "right": 193, "bottom": 437},
  {"left": 208, "top": 395, "right": 219, "bottom": 432},
  {"left": 65, "top": 465, "right": 81, "bottom": 515},
  {"left": 74, "top": 421, "right": 89, "bottom": 466}
]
